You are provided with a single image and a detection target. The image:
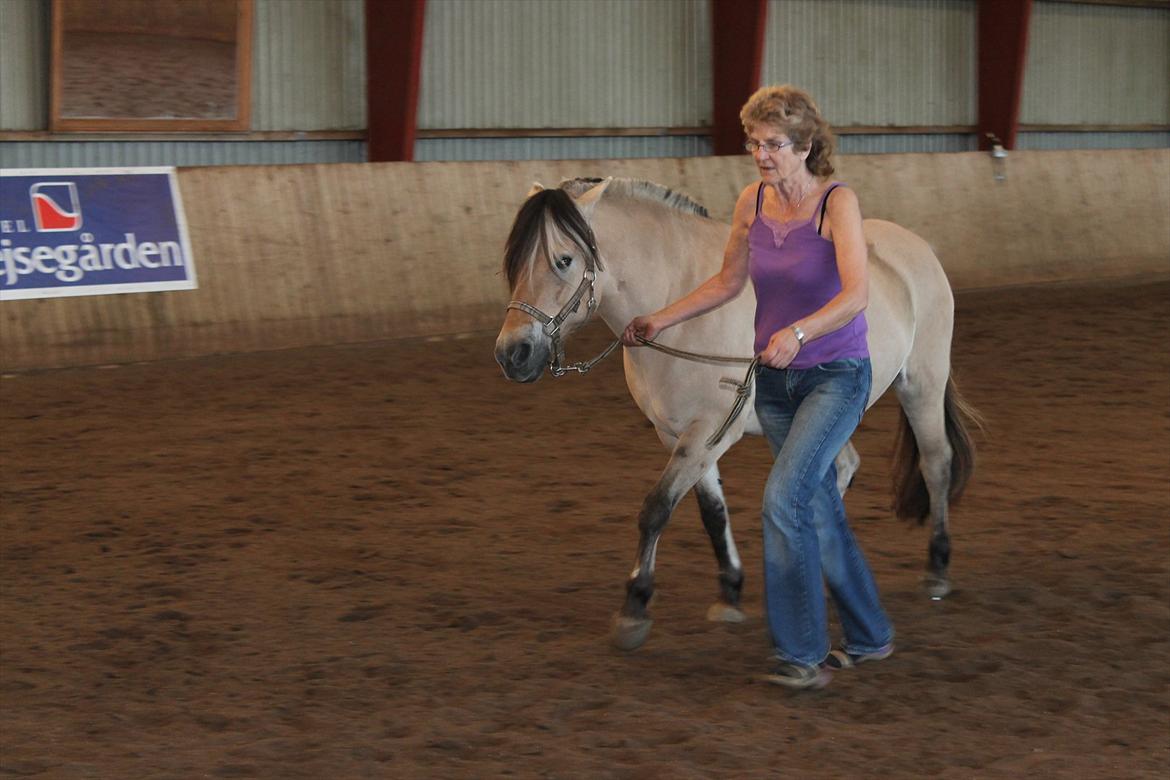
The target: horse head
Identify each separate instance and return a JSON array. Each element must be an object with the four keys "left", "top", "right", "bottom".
[{"left": 494, "top": 178, "right": 611, "bottom": 382}]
